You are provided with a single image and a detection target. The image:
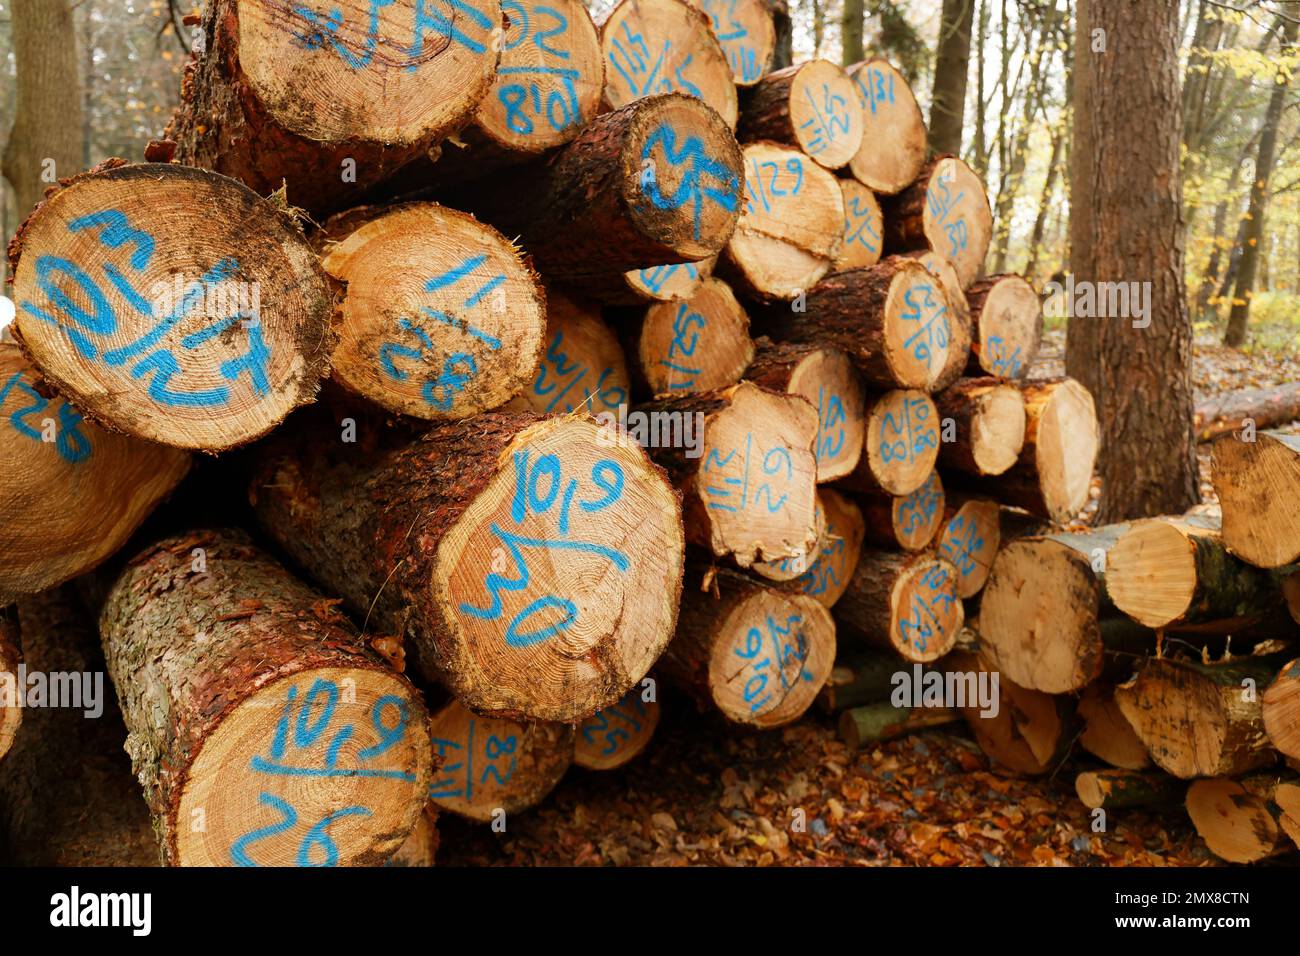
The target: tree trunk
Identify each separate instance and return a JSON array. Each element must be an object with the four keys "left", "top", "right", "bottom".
[
  {"left": 840, "top": 0, "right": 864, "bottom": 66},
  {"left": 251, "top": 409, "right": 685, "bottom": 723},
  {"left": 1194, "top": 382, "right": 1300, "bottom": 442},
  {"left": 767, "top": 0, "right": 793, "bottom": 69},
  {"left": 1025, "top": 124, "right": 1064, "bottom": 278},
  {"left": 1, "top": 0, "right": 83, "bottom": 220},
  {"left": 1075, "top": 769, "right": 1183, "bottom": 810},
  {"left": 1066, "top": 0, "right": 1198, "bottom": 522},
  {"left": 98, "top": 529, "right": 435, "bottom": 867},
  {"left": 927, "top": 0, "right": 975, "bottom": 155}
]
